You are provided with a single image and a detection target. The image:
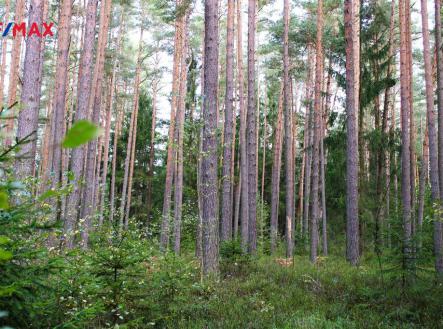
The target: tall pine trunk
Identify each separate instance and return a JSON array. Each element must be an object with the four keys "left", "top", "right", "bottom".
[
  {"left": 417, "top": 127, "right": 428, "bottom": 250},
  {"left": 49, "top": 0, "right": 72, "bottom": 212},
  {"left": 80, "top": 0, "right": 112, "bottom": 247},
  {"left": 201, "top": 0, "right": 220, "bottom": 275},
  {"left": 270, "top": 84, "right": 284, "bottom": 253},
  {"left": 344, "top": 0, "right": 360, "bottom": 265},
  {"left": 399, "top": 0, "right": 413, "bottom": 272},
  {"left": 434, "top": 0, "right": 443, "bottom": 276},
  {"left": 160, "top": 4, "right": 183, "bottom": 250},
  {"left": 247, "top": 0, "right": 257, "bottom": 254},
  {"left": 147, "top": 77, "right": 159, "bottom": 223},
  {"left": 110, "top": 92, "right": 124, "bottom": 223},
  {"left": 15, "top": 0, "right": 44, "bottom": 179},
  {"left": 5, "top": 0, "right": 25, "bottom": 146},
  {"left": 121, "top": 27, "right": 144, "bottom": 229},
  {"left": 99, "top": 17, "right": 124, "bottom": 224},
  {"left": 221, "top": 0, "right": 235, "bottom": 242},
  {"left": 237, "top": 0, "right": 249, "bottom": 251},
  {"left": 64, "top": 0, "right": 98, "bottom": 248},
  {"left": 310, "top": 0, "right": 323, "bottom": 263},
  {"left": 174, "top": 10, "right": 190, "bottom": 254},
  {"left": 283, "top": 0, "right": 294, "bottom": 258},
  {"left": 0, "top": 0, "right": 10, "bottom": 107}
]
